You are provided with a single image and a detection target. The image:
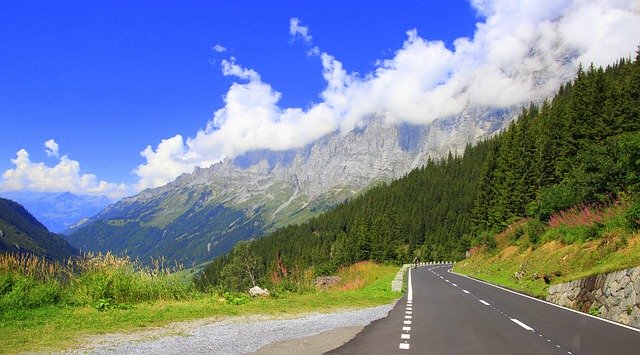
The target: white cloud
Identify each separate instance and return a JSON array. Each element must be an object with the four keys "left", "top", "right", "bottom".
[
  {"left": 213, "top": 44, "right": 227, "bottom": 53},
  {"left": 44, "top": 139, "right": 59, "bottom": 158},
  {"left": 289, "top": 18, "right": 312, "bottom": 44},
  {"left": 134, "top": 0, "right": 640, "bottom": 190},
  {"left": 0, "top": 143, "right": 130, "bottom": 200}
]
